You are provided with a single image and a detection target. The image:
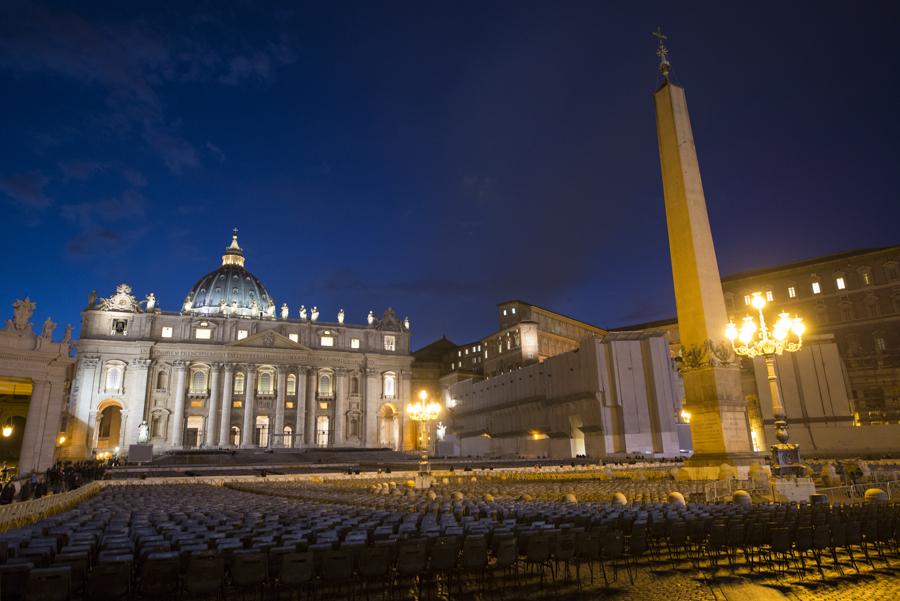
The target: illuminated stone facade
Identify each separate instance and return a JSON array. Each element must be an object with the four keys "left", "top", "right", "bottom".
[{"left": 67, "top": 232, "right": 414, "bottom": 459}]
